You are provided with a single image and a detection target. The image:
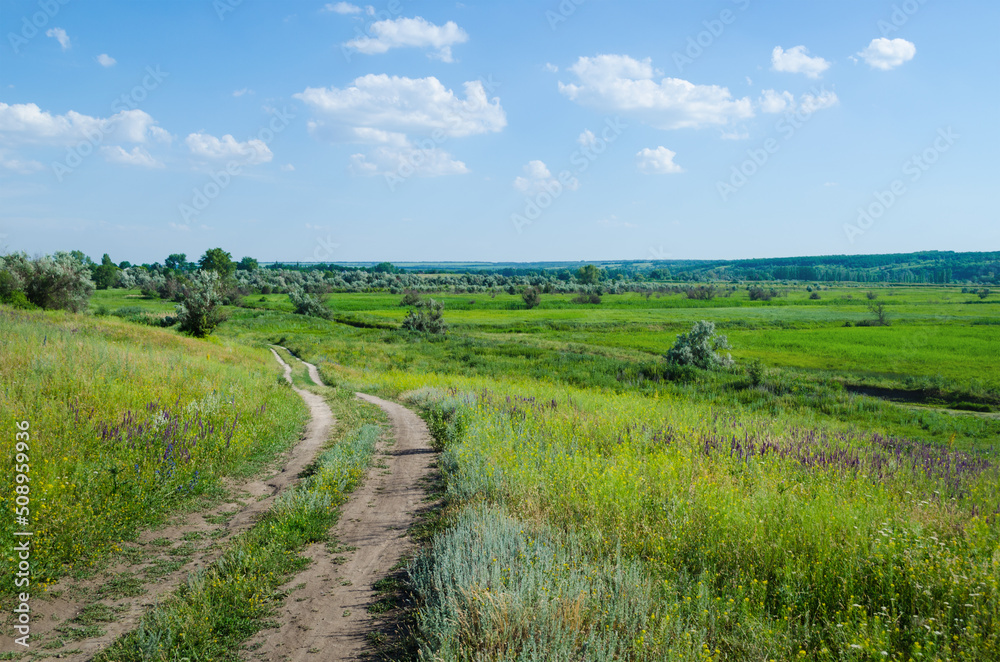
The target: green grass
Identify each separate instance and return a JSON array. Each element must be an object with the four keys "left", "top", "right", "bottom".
[{"left": 0, "top": 307, "right": 307, "bottom": 594}]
